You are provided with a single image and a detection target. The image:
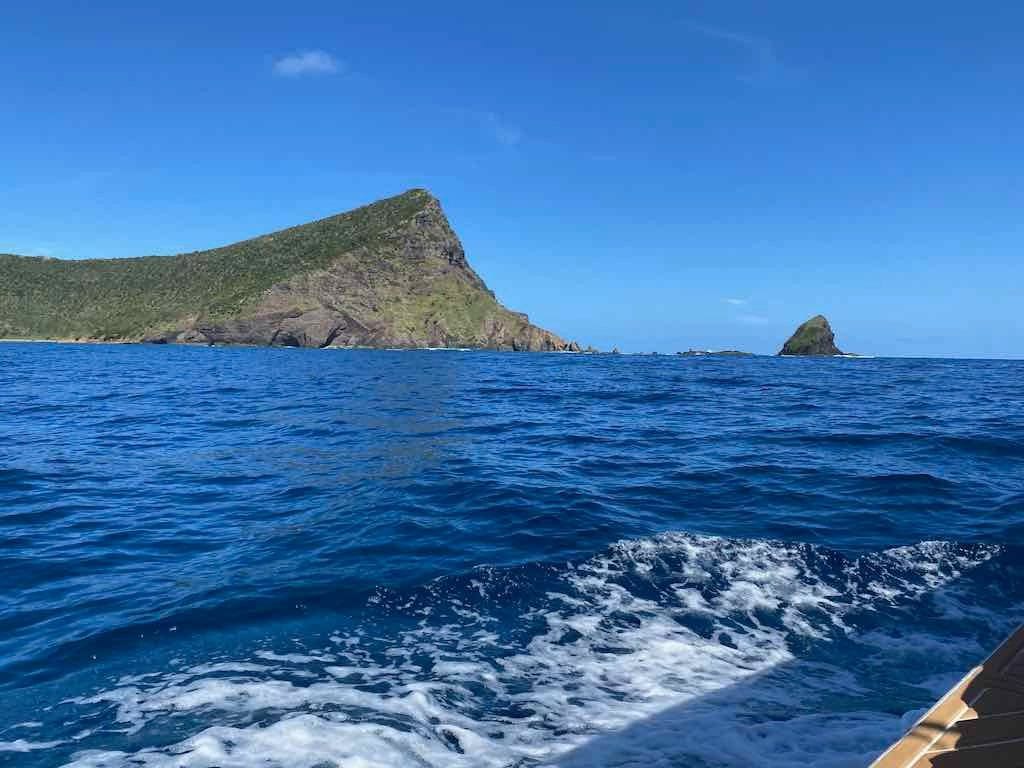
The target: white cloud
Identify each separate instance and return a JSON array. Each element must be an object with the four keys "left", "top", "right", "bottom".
[
  {"left": 736, "top": 313, "right": 771, "bottom": 325},
  {"left": 478, "top": 111, "right": 522, "bottom": 146},
  {"left": 1, "top": 242, "right": 58, "bottom": 258},
  {"left": 723, "top": 298, "right": 748, "bottom": 306},
  {"left": 444, "top": 108, "right": 524, "bottom": 147},
  {"left": 685, "top": 22, "right": 799, "bottom": 87},
  {"left": 273, "top": 50, "right": 341, "bottom": 77}
]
